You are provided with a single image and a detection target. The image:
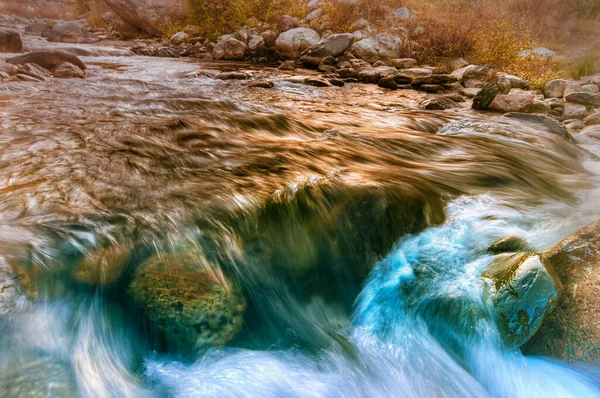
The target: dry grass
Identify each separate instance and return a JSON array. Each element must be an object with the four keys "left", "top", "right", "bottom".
[{"left": 569, "top": 43, "right": 600, "bottom": 80}]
